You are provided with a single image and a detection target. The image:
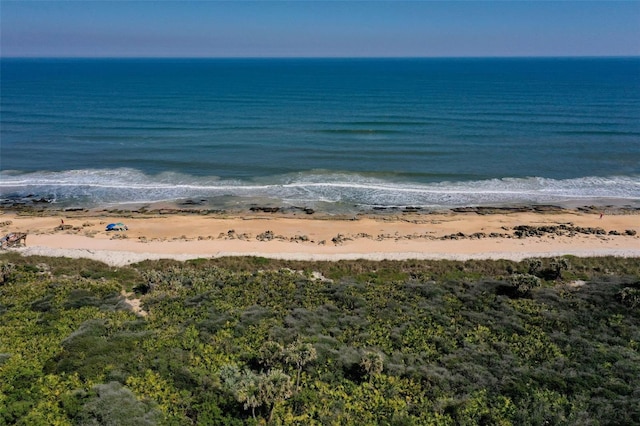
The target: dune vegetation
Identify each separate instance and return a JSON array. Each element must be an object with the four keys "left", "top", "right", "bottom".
[{"left": 1, "top": 253, "right": 639, "bottom": 425}]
